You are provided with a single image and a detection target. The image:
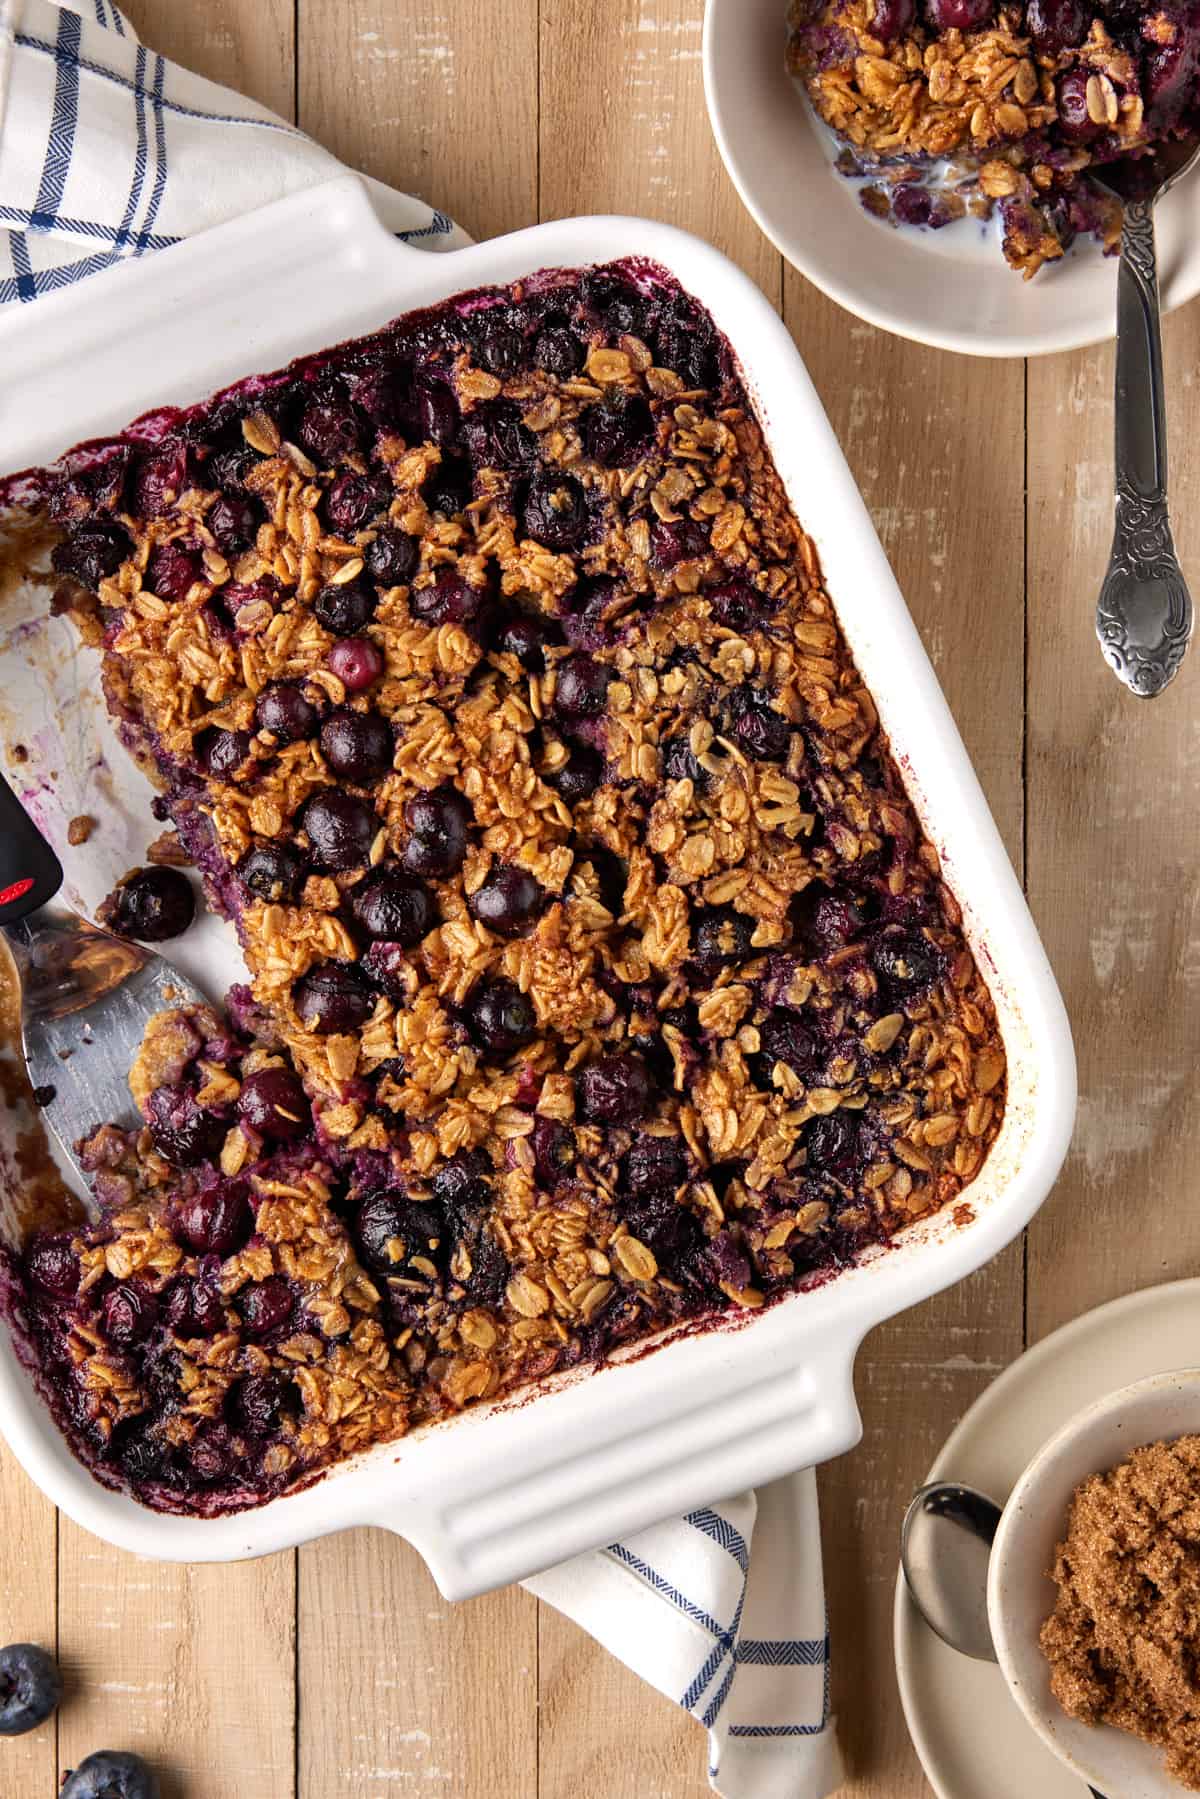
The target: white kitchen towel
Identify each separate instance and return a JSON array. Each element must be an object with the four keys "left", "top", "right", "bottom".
[{"left": 0, "top": 6, "right": 844, "bottom": 1794}]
